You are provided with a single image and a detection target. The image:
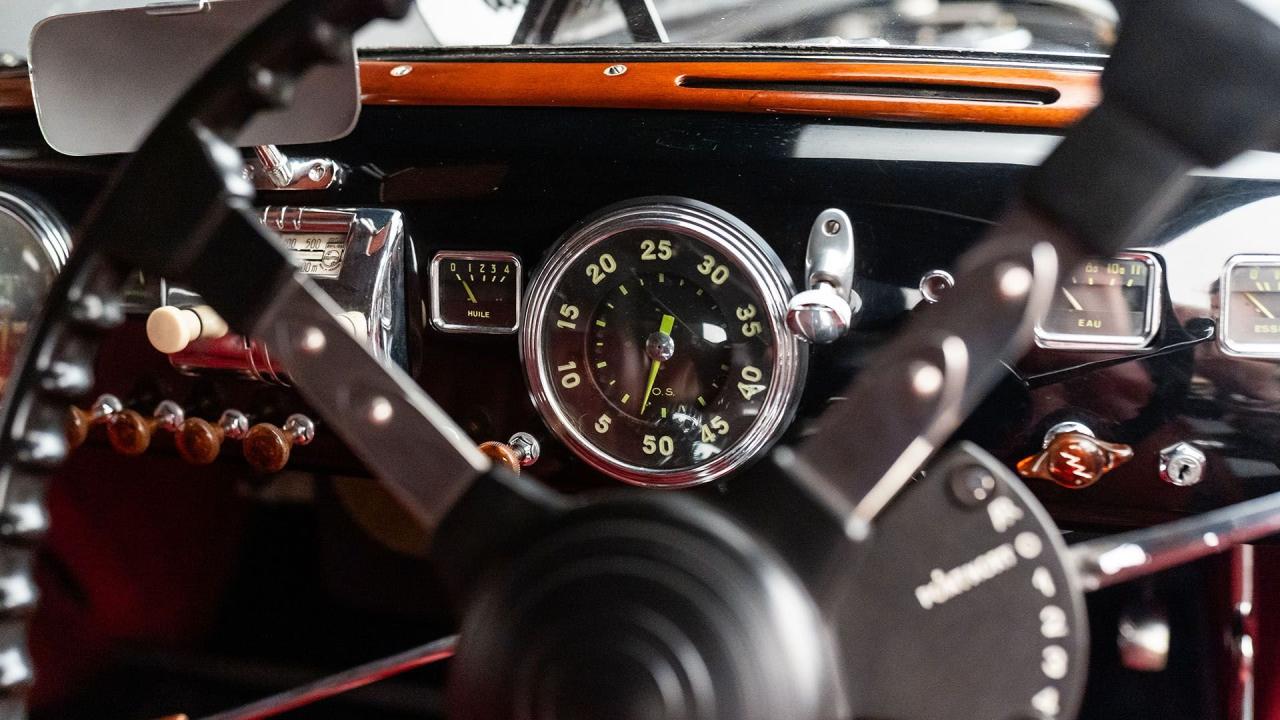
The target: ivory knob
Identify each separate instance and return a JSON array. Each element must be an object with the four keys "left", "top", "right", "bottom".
[
  {"left": 146, "top": 305, "right": 228, "bottom": 354},
  {"left": 335, "top": 310, "right": 368, "bottom": 344}
]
